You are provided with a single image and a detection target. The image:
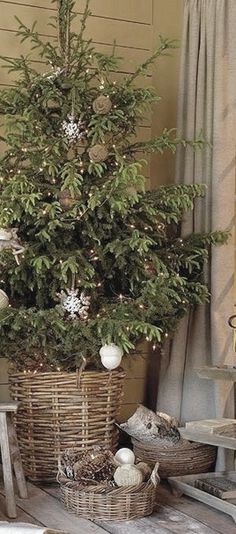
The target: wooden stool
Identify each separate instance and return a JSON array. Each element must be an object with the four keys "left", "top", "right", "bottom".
[{"left": 0, "top": 402, "right": 28, "bottom": 518}]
